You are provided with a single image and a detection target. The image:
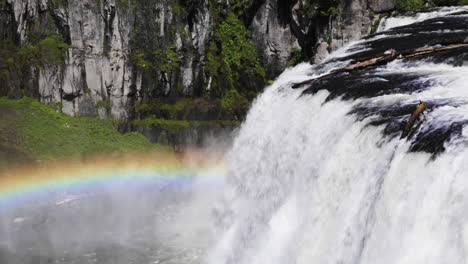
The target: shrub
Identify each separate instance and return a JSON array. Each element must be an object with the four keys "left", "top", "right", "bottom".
[
  {"left": 206, "top": 12, "right": 265, "bottom": 97},
  {"left": 396, "top": 0, "right": 426, "bottom": 10},
  {"left": 288, "top": 48, "right": 303, "bottom": 67}
]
